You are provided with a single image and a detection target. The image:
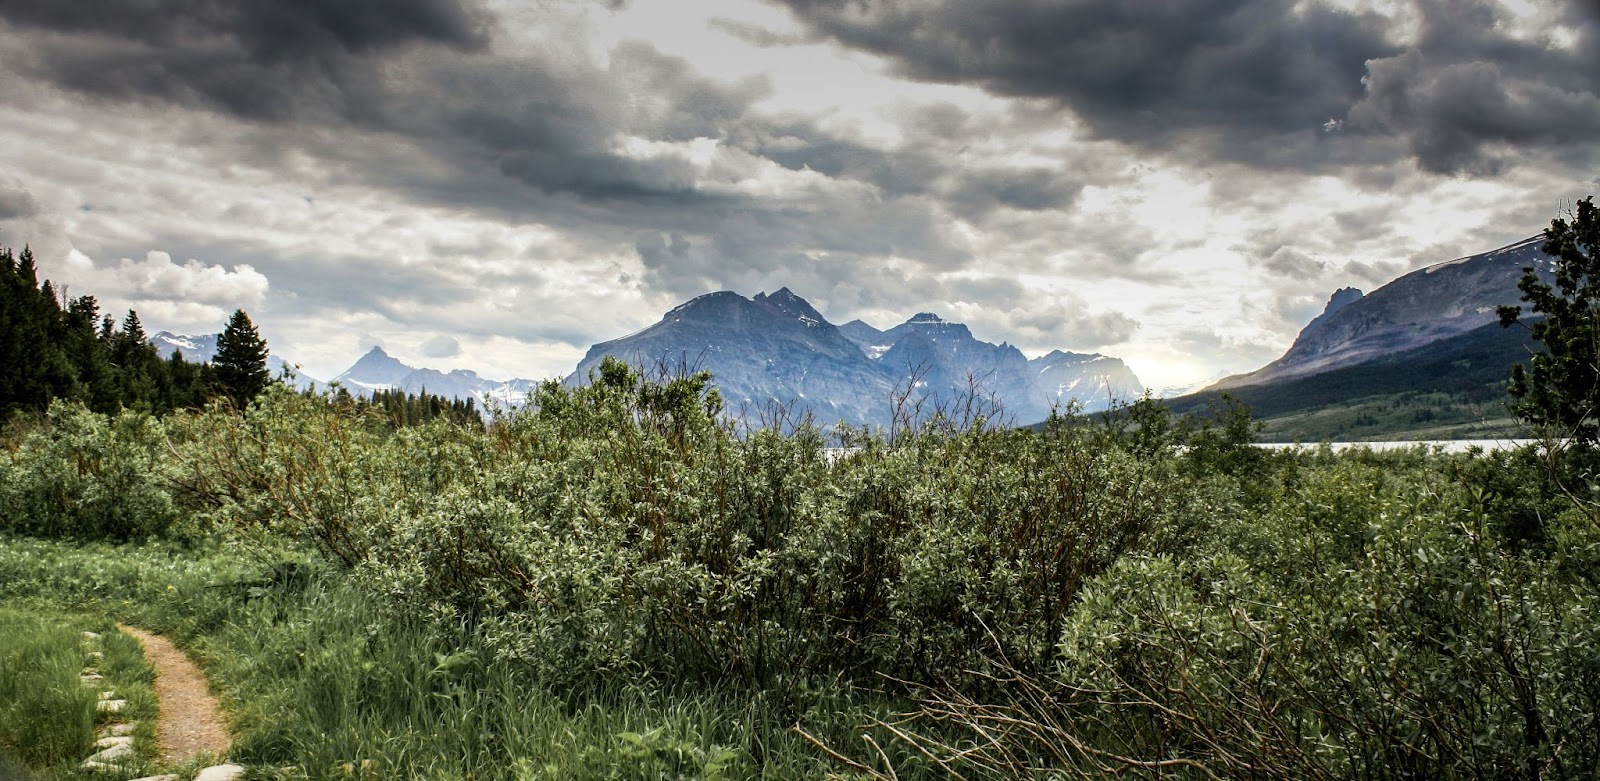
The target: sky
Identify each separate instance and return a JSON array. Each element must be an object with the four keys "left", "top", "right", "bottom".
[{"left": 1, "top": 0, "right": 1596, "bottom": 391}]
